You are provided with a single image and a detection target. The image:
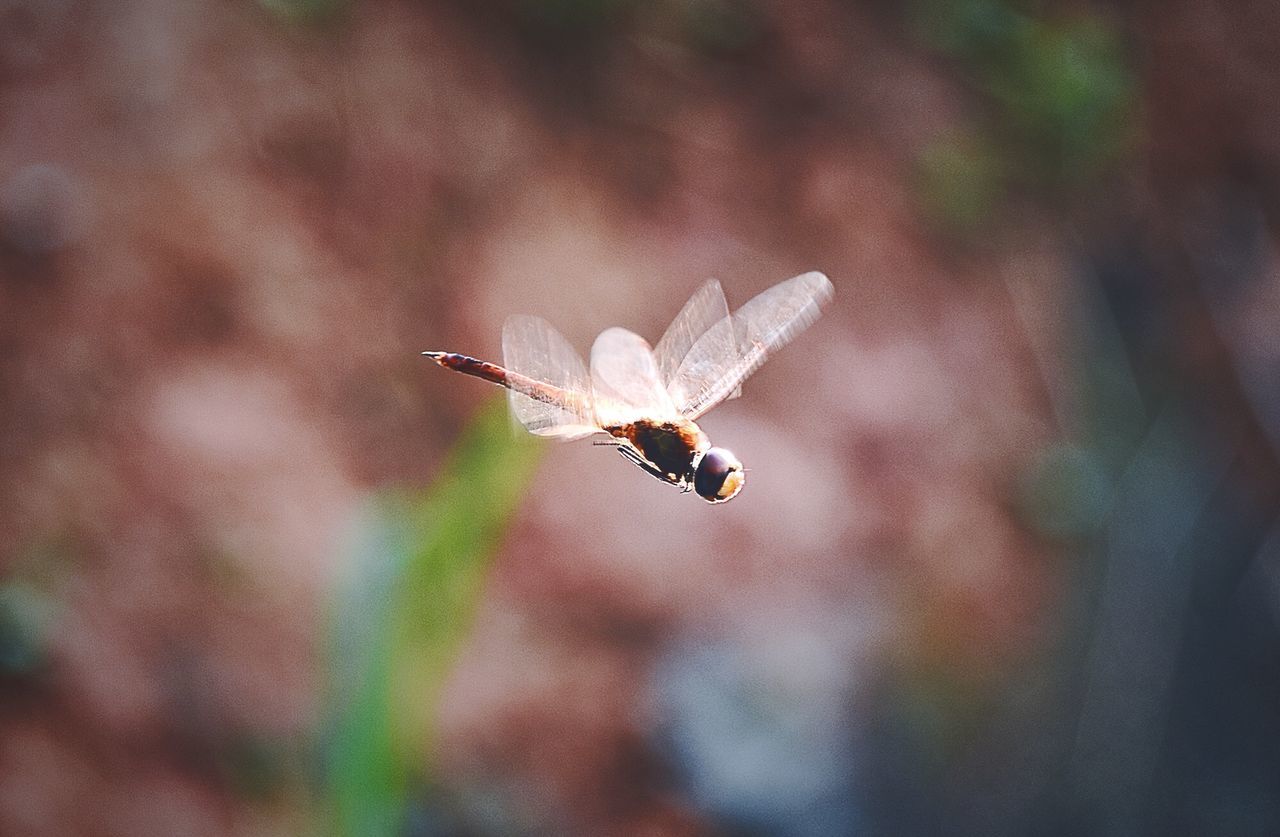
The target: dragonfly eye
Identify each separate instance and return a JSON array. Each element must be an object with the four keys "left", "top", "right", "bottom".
[{"left": 694, "top": 447, "right": 745, "bottom": 503}]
